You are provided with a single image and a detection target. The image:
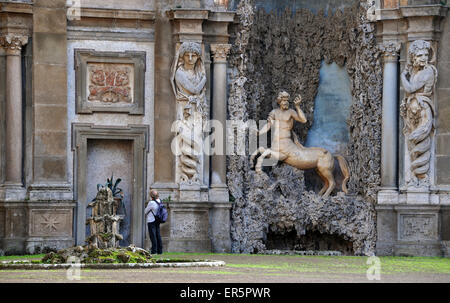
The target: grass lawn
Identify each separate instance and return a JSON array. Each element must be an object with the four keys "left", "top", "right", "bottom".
[
  {"left": 151, "top": 252, "right": 450, "bottom": 275},
  {"left": 0, "top": 252, "right": 449, "bottom": 283}
]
